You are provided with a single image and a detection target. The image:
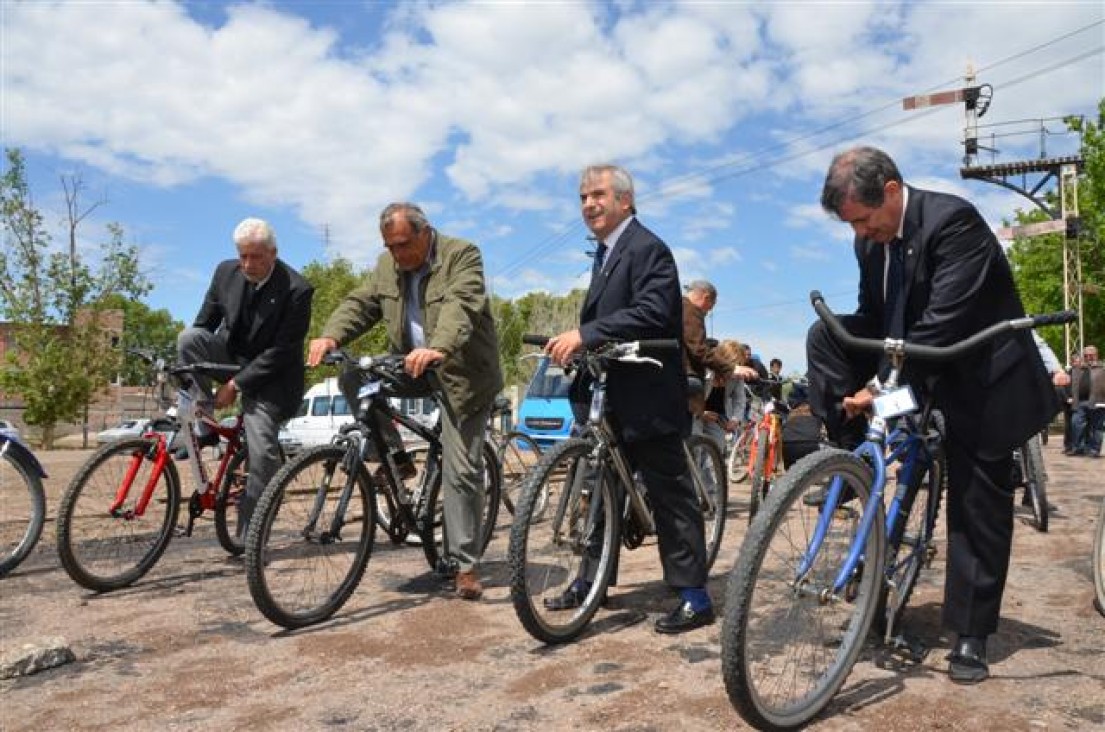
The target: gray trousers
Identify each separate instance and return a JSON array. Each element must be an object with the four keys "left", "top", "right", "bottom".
[
  {"left": 177, "top": 328, "right": 284, "bottom": 502},
  {"left": 440, "top": 403, "right": 491, "bottom": 571}
]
